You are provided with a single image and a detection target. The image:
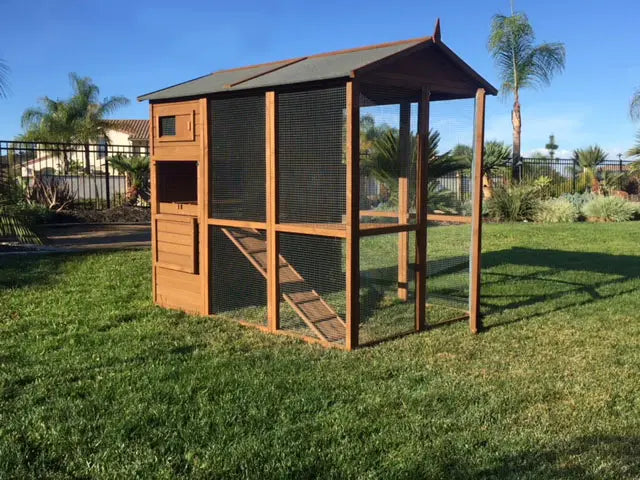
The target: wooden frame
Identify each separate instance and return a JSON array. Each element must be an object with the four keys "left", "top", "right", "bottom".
[{"left": 469, "top": 88, "right": 486, "bottom": 333}]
